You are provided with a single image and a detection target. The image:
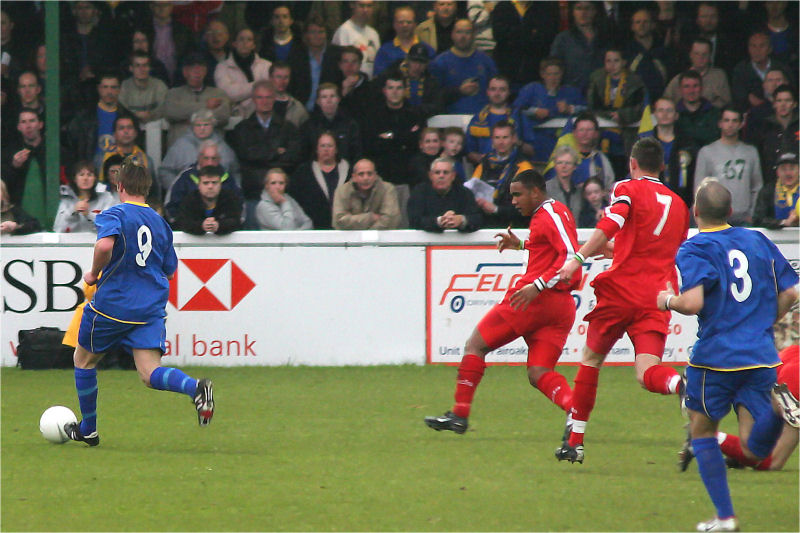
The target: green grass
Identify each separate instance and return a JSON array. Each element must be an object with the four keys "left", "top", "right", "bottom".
[{"left": 2, "top": 365, "right": 797, "bottom": 532}]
